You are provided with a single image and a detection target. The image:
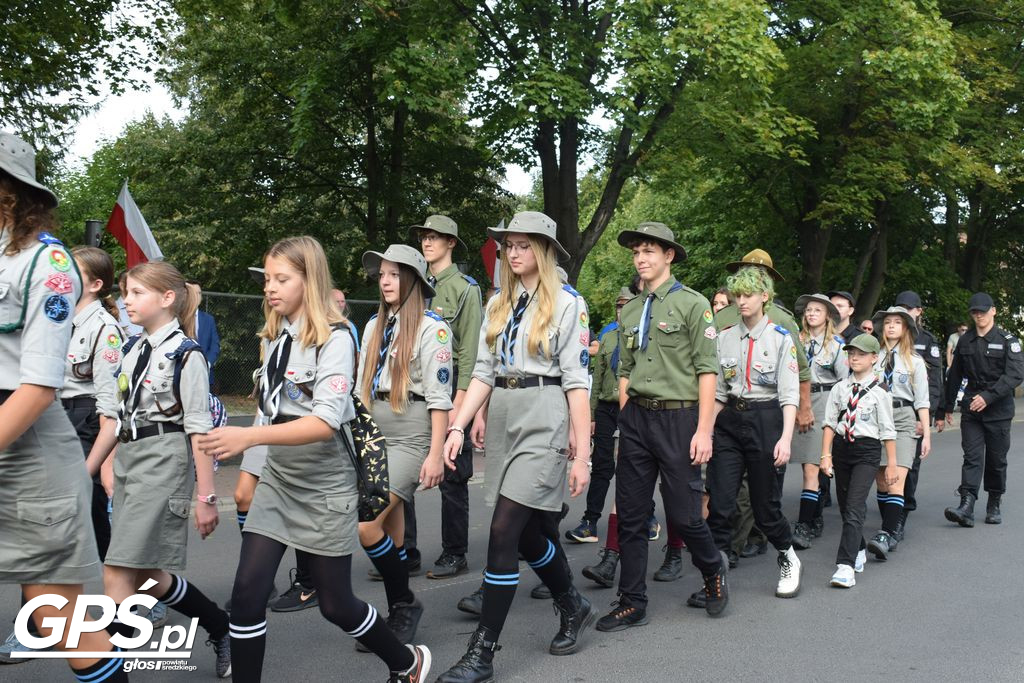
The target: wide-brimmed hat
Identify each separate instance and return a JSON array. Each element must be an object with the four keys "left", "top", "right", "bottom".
[
  {"left": 488, "top": 211, "right": 570, "bottom": 262},
  {"left": 726, "top": 249, "right": 784, "bottom": 282},
  {"left": 616, "top": 222, "right": 687, "bottom": 263},
  {"left": 795, "top": 293, "right": 840, "bottom": 324},
  {"left": 248, "top": 266, "right": 265, "bottom": 285},
  {"left": 362, "top": 244, "right": 436, "bottom": 298},
  {"left": 408, "top": 214, "right": 468, "bottom": 259},
  {"left": 616, "top": 287, "right": 635, "bottom": 304},
  {"left": 0, "top": 132, "right": 57, "bottom": 207},
  {"left": 845, "top": 333, "right": 881, "bottom": 354},
  {"left": 872, "top": 306, "right": 915, "bottom": 332}
]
